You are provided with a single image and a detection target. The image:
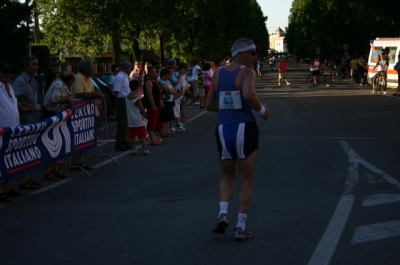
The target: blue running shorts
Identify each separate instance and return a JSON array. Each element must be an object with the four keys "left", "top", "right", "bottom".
[{"left": 215, "top": 122, "right": 259, "bottom": 160}]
